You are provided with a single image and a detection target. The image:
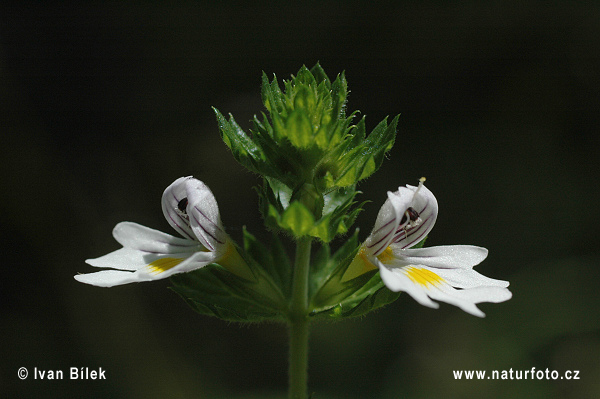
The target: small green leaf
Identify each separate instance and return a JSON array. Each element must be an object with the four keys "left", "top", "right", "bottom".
[
  {"left": 214, "top": 108, "right": 271, "bottom": 175},
  {"left": 333, "top": 114, "right": 399, "bottom": 186},
  {"left": 293, "top": 86, "right": 316, "bottom": 114},
  {"left": 280, "top": 201, "right": 315, "bottom": 236},
  {"left": 261, "top": 72, "right": 285, "bottom": 116},
  {"left": 310, "top": 269, "right": 401, "bottom": 320},
  {"left": 308, "top": 241, "right": 333, "bottom": 298},
  {"left": 358, "top": 155, "right": 377, "bottom": 180},
  {"left": 310, "top": 215, "right": 333, "bottom": 242},
  {"left": 330, "top": 71, "right": 347, "bottom": 119},
  {"left": 286, "top": 110, "right": 313, "bottom": 148},
  {"left": 243, "top": 228, "right": 292, "bottom": 298},
  {"left": 324, "top": 284, "right": 401, "bottom": 319},
  {"left": 170, "top": 265, "right": 285, "bottom": 323},
  {"left": 270, "top": 233, "right": 293, "bottom": 296},
  {"left": 309, "top": 62, "right": 331, "bottom": 87},
  {"left": 307, "top": 228, "right": 402, "bottom": 319}
]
